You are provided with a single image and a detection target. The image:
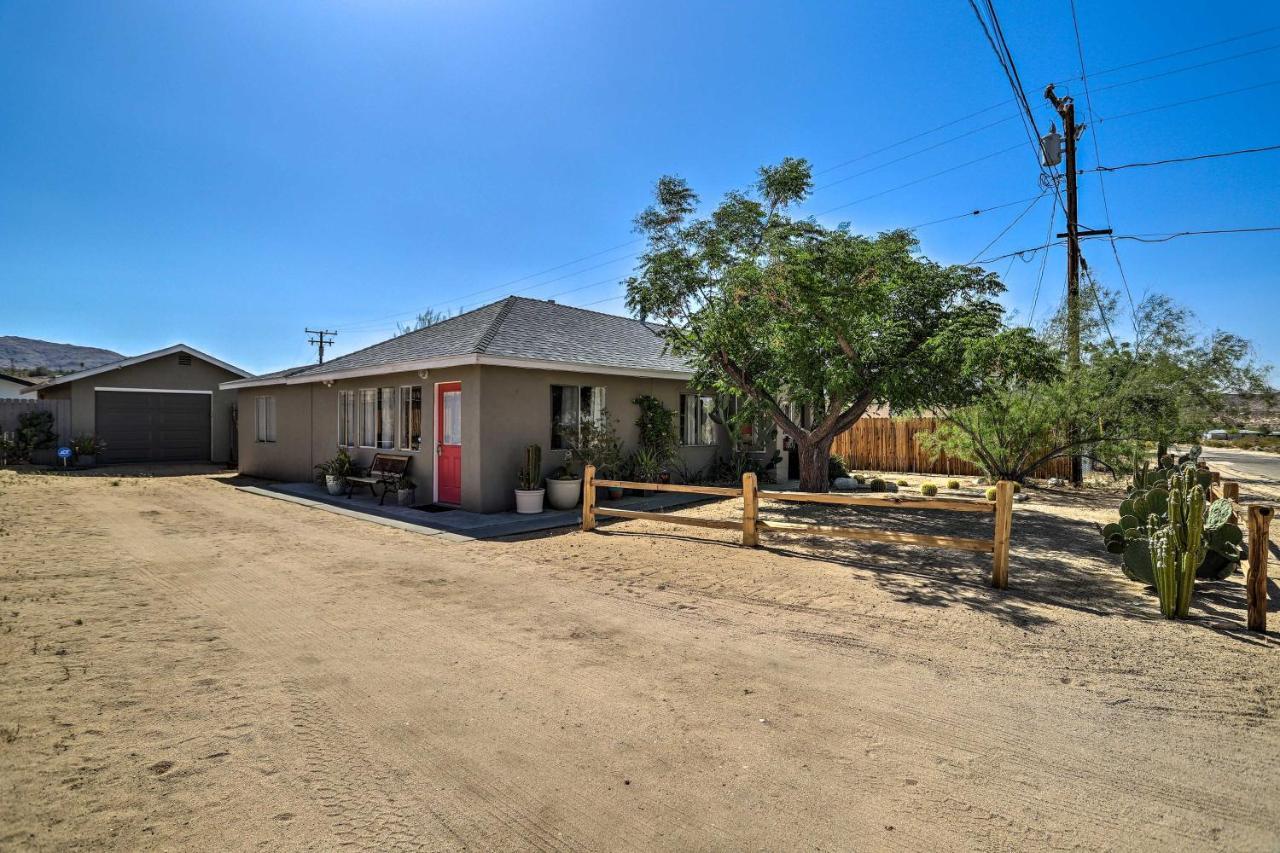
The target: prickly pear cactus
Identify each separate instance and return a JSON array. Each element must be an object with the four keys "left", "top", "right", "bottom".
[{"left": 1103, "top": 463, "right": 1241, "bottom": 589}]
